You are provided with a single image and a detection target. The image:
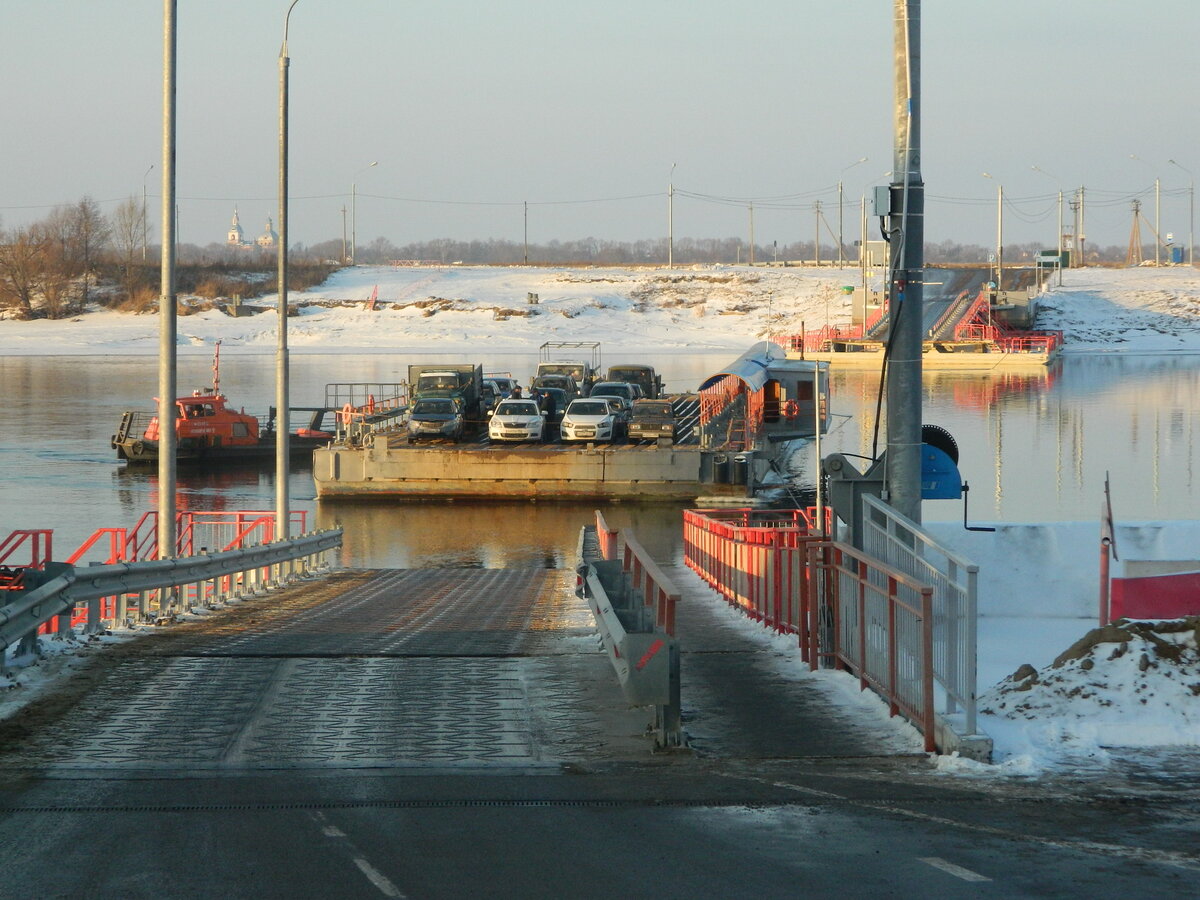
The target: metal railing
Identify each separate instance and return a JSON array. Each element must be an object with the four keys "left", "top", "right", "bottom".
[
  {"left": 807, "top": 541, "right": 936, "bottom": 751},
  {"left": 579, "top": 511, "right": 682, "bottom": 747},
  {"left": 861, "top": 494, "right": 979, "bottom": 734},
  {"left": 1, "top": 528, "right": 342, "bottom": 662},
  {"left": 682, "top": 506, "right": 943, "bottom": 751}
]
